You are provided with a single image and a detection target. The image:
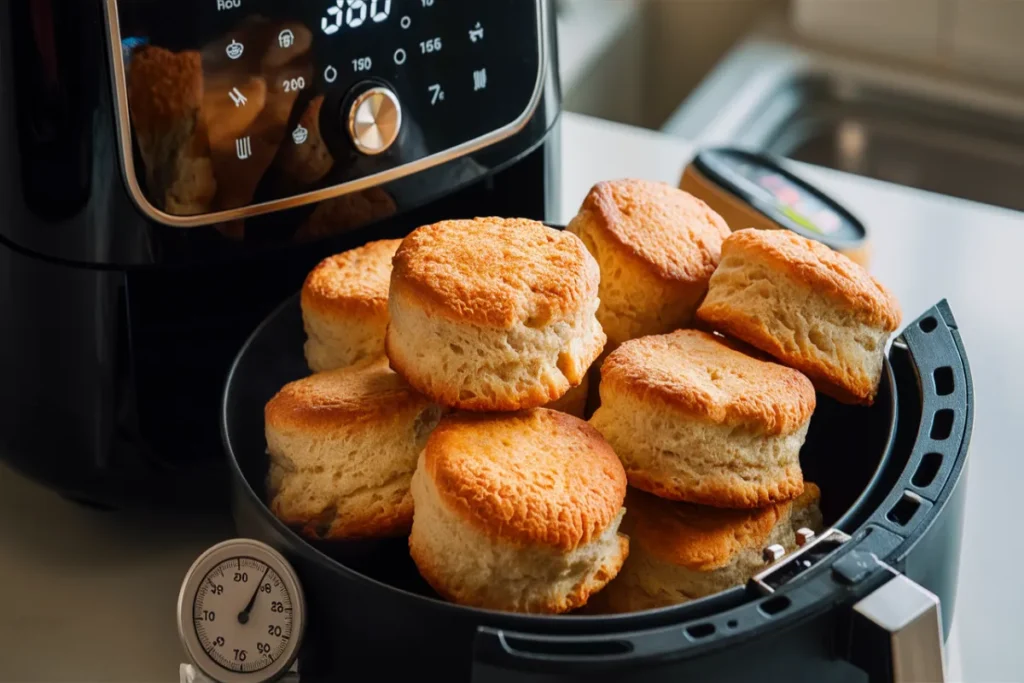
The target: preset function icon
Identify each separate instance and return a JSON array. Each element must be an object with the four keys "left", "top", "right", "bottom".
[
  {"left": 236, "top": 136, "right": 252, "bottom": 160},
  {"left": 226, "top": 39, "right": 244, "bottom": 60}
]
